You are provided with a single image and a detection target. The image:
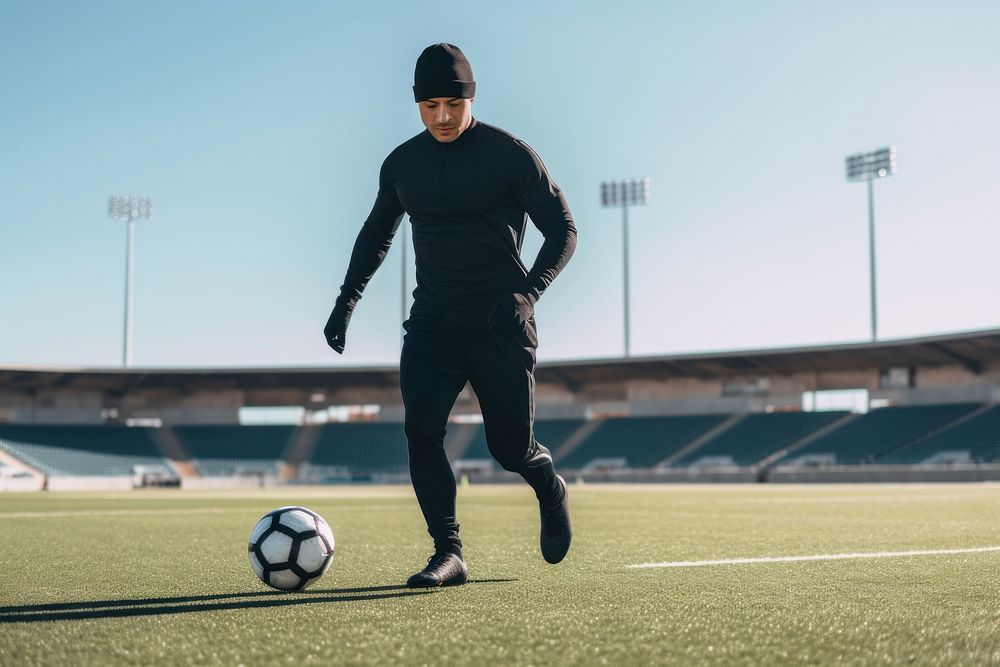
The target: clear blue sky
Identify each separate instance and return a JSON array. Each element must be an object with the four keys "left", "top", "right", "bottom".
[{"left": 2, "top": 0, "right": 999, "bottom": 369}]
